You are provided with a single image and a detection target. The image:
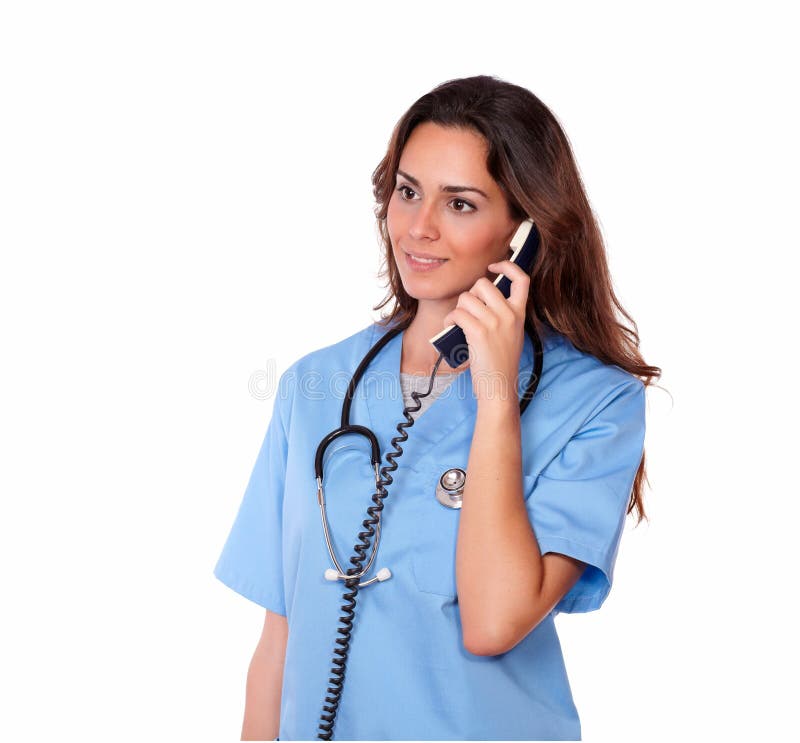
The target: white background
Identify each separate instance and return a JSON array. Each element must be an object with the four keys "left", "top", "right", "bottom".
[{"left": 1, "top": 1, "right": 796, "bottom": 741}]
